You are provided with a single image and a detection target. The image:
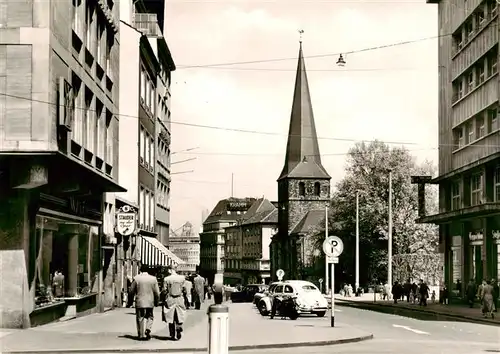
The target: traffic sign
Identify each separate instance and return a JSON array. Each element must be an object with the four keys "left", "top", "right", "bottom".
[
  {"left": 327, "top": 255, "right": 339, "bottom": 264},
  {"left": 276, "top": 269, "right": 285, "bottom": 281},
  {"left": 116, "top": 206, "right": 137, "bottom": 236},
  {"left": 323, "top": 236, "right": 344, "bottom": 257}
]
